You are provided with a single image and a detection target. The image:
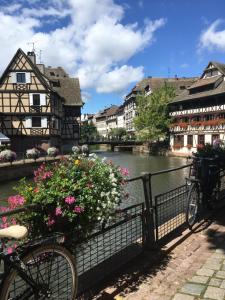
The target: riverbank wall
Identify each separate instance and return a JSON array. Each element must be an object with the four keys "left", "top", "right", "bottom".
[
  {"left": 133, "top": 142, "right": 170, "bottom": 156},
  {"left": 0, "top": 157, "right": 60, "bottom": 183}
]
